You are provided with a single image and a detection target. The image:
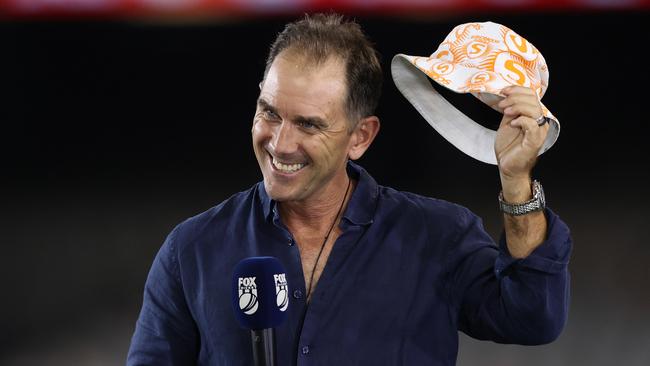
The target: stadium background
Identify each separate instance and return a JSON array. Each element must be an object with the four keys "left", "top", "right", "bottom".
[{"left": 2, "top": 1, "right": 649, "bottom": 364}]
